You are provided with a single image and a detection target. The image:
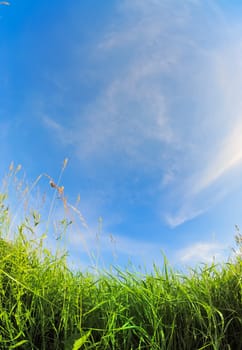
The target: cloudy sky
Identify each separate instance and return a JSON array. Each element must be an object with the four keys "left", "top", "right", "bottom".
[{"left": 1, "top": 0, "right": 242, "bottom": 271}]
